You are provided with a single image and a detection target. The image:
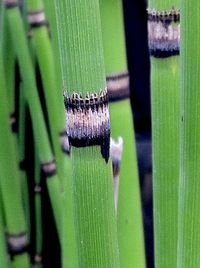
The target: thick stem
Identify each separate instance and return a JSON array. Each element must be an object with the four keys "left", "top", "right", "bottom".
[
  {"left": 54, "top": 1, "right": 120, "bottom": 267},
  {"left": 0, "top": 15, "right": 29, "bottom": 265},
  {"left": 178, "top": 0, "right": 200, "bottom": 267},
  {"left": 100, "top": 1, "right": 145, "bottom": 267}
]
